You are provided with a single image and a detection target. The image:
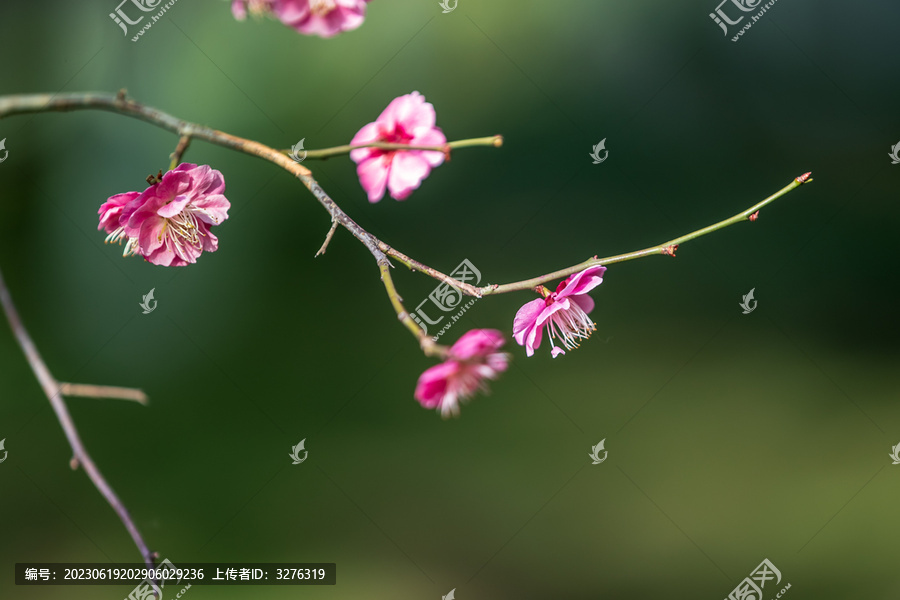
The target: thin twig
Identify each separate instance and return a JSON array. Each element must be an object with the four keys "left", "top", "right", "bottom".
[
  {"left": 168, "top": 133, "right": 192, "bottom": 170},
  {"left": 315, "top": 219, "right": 339, "bottom": 257},
  {"left": 478, "top": 172, "right": 813, "bottom": 295},
  {"left": 378, "top": 262, "right": 447, "bottom": 358},
  {"left": 0, "top": 266, "right": 155, "bottom": 571},
  {"left": 58, "top": 382, "right": 149, "bottom": 405}
]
